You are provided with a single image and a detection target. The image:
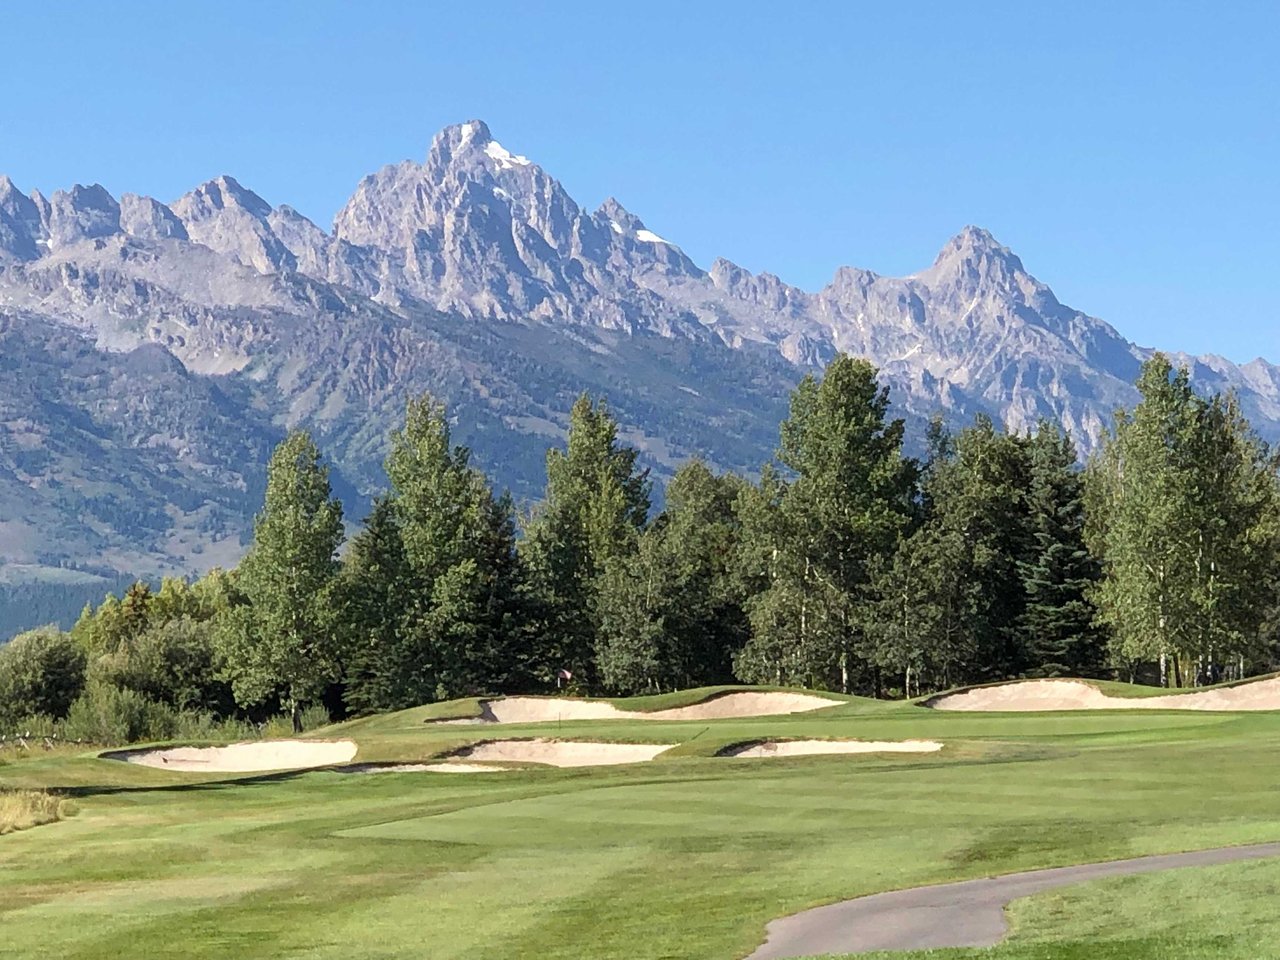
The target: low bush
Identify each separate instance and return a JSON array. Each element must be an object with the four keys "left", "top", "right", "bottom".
[
  {"left": 61, "top": 682, "right": 178, "bottom": 746},
  {"left": 91, "top": 616, "right": 231, "bottom": 714},
  {"left": 0, "top": 629, "right": 87, "bottom": 728},
  {"left": 259, "top": 704, "right": 332, "bottom": 739}
]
